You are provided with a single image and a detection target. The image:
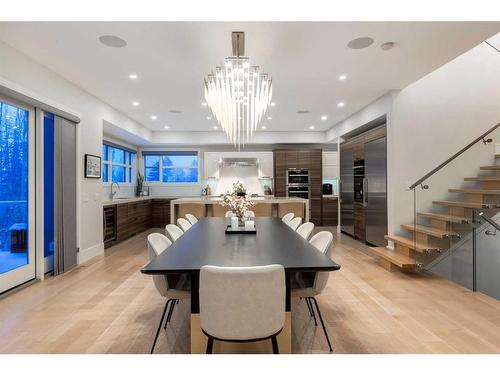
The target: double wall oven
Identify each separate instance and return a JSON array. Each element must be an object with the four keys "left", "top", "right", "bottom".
[{"left": 286, "top": 169, "right": 310, "bottom": 199}]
